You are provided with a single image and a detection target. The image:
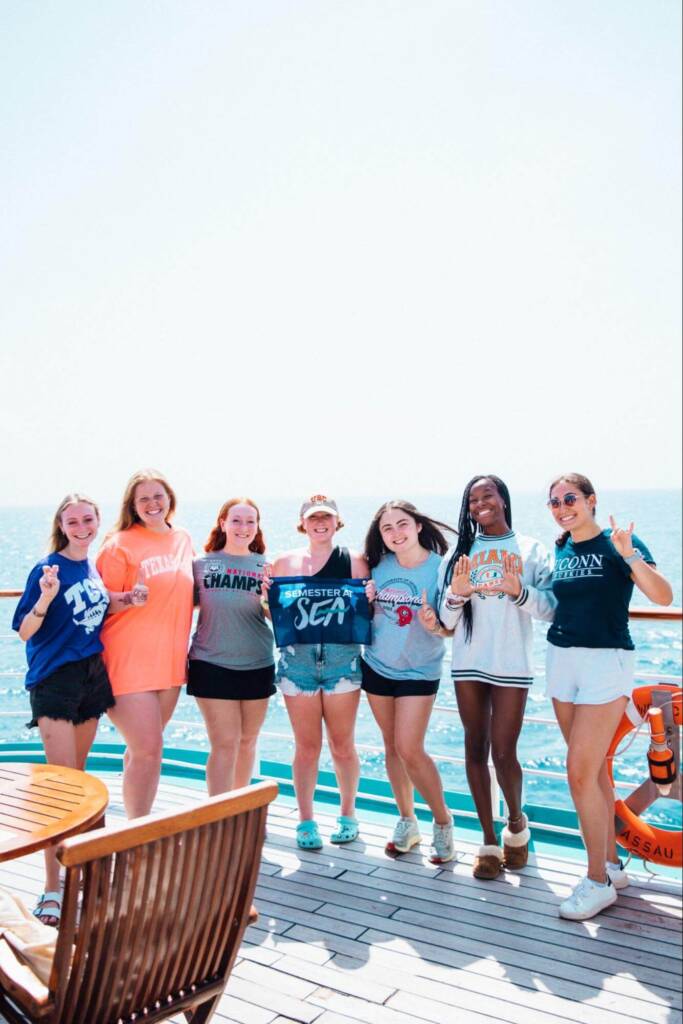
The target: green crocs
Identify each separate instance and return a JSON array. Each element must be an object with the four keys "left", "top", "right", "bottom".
[
  {"left": 296, "top": 820, "right": 323, "bottom": 850},
  {"left": 330, "top": 816, "right": 359, "bottom": 845}
]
